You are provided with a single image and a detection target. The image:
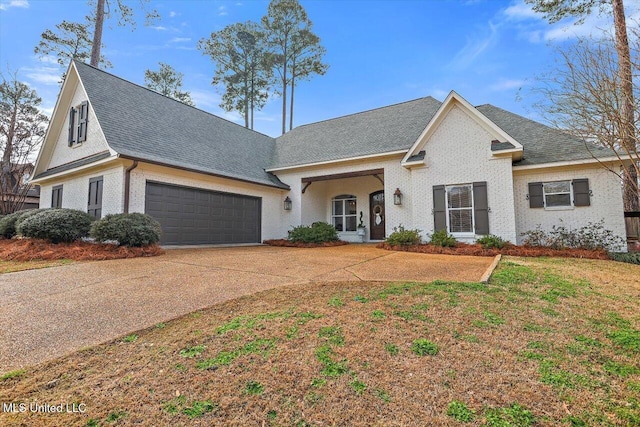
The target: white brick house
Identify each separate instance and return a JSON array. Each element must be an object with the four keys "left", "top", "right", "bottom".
[{"left": 31, "top": 61, "right": 627, "bottom": 249}]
